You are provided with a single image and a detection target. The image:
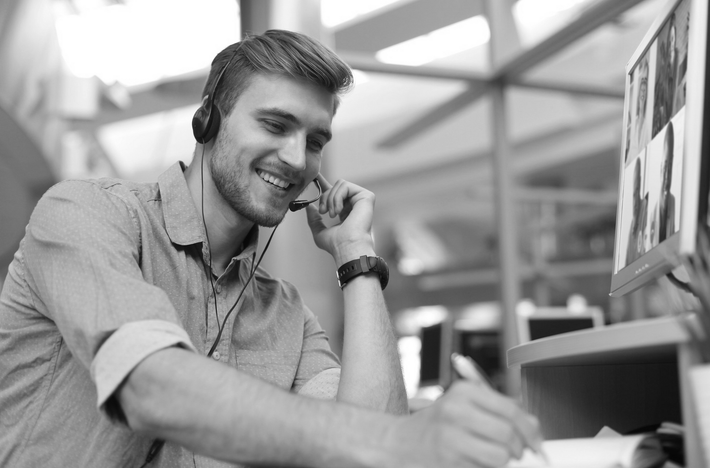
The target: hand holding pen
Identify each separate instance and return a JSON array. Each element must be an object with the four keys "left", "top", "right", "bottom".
[{"left": 451, "top": 353, "right": 550, "bottom": 466}]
